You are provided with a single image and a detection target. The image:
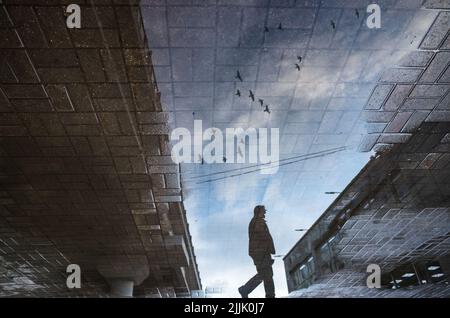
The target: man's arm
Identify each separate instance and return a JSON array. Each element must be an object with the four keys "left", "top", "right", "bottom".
[{"left": 264, "top": 223, "right": 275, "bottom": 254}]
